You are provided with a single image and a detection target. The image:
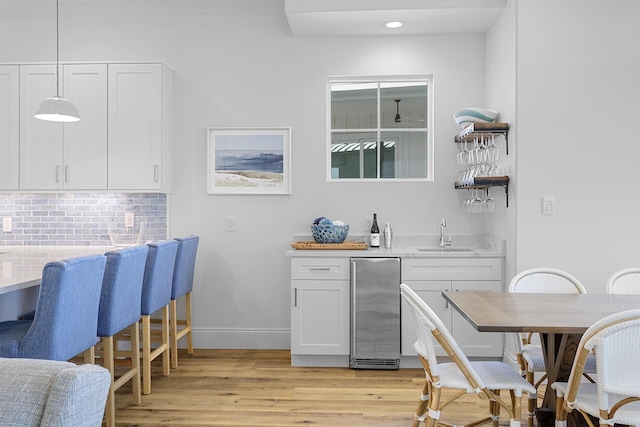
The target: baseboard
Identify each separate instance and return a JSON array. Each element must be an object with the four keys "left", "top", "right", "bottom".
[{"left": 191, "top": 327, "right": 290, "bottom": 349}]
